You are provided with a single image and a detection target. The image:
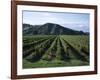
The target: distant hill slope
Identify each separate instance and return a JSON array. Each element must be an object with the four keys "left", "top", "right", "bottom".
[{"left": 23, "top": 23, "right": 88, "bottom": 35}]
